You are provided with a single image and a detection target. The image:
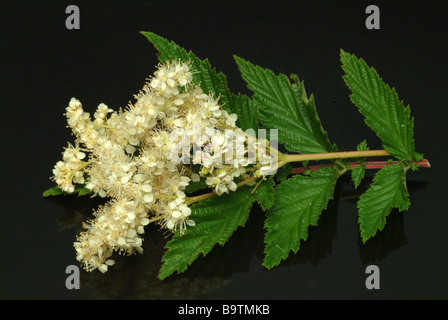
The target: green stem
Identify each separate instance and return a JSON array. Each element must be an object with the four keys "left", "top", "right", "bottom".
[
  {"left": 147, "top": 215, "right": 164, "bottom": 224},
  {"left": 185, "top": 175, "right": 259, "bottom": 205},
  {"left": 277, "top": 149, "right": 391, "bottom": 169},
  {"left": 69, "top": 161, "right": 92, "bottom": 181},
  {"left": 78, "top": 160, "right": 92, "bottom": 171}
]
